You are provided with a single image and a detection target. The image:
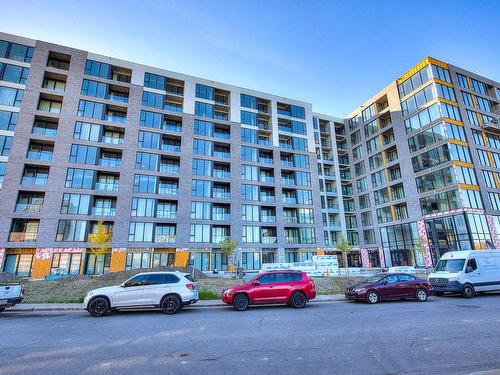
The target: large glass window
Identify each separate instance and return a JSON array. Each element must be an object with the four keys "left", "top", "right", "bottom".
[
  {"left": 128, "top": 222, "right": 154, "bottom": 242},
  {"left": 56, "top": 220, "right": 87, "bottom": 242},
  {"left": 0, "top": 86, "right": 24, "bottom": 107}
]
